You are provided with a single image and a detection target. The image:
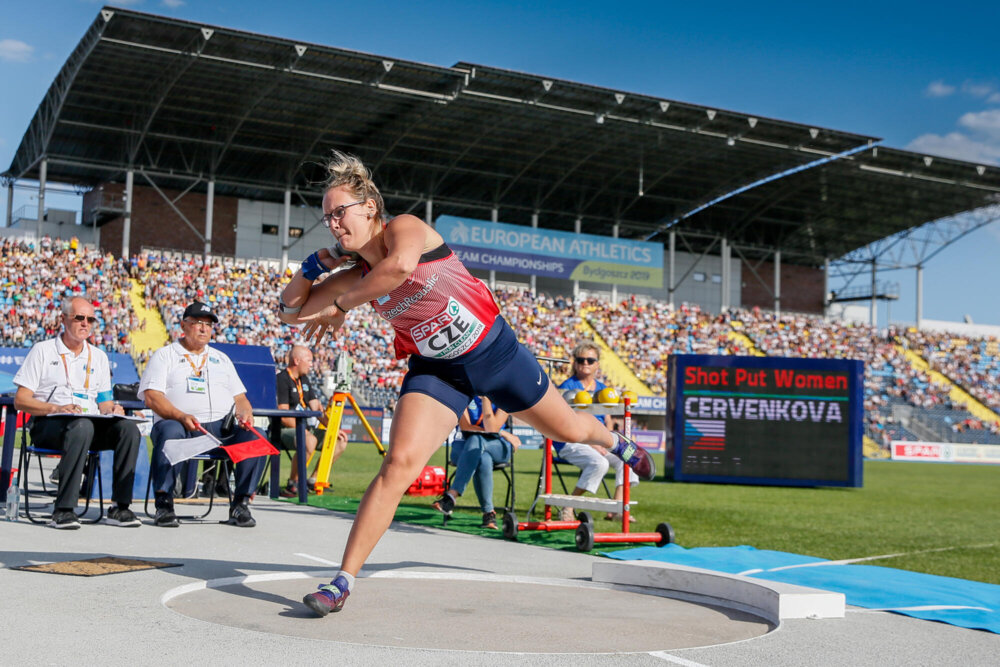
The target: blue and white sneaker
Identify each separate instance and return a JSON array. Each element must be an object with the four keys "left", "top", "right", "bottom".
[
  {"left": 612, "top": 432, "right": 656, "bottom": 481},
  {"left": 303, "top": 575, "right": 351, "bottom": 617}
]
